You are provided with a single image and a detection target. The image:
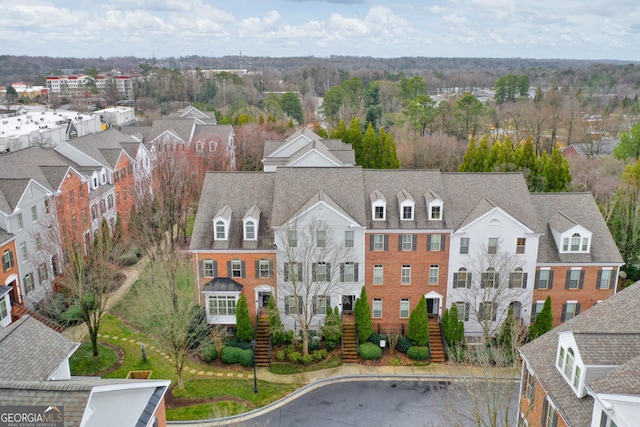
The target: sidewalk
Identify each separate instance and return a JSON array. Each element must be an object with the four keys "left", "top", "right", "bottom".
[{"left": 62, "top": 256, "right": 148, "bottom": 342}]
